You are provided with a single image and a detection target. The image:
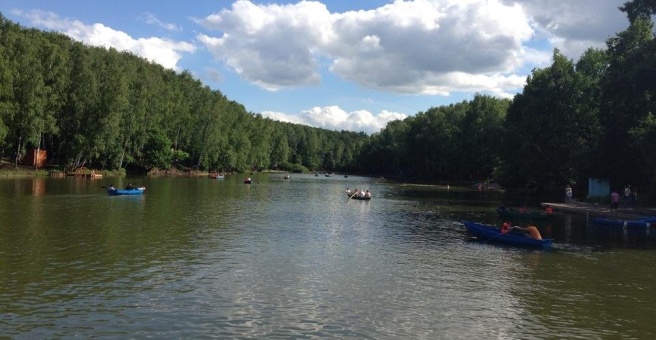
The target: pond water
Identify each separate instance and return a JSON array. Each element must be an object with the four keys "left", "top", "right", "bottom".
[{"left": 1, "top": 174, "right": 655, "bottom": 338}]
